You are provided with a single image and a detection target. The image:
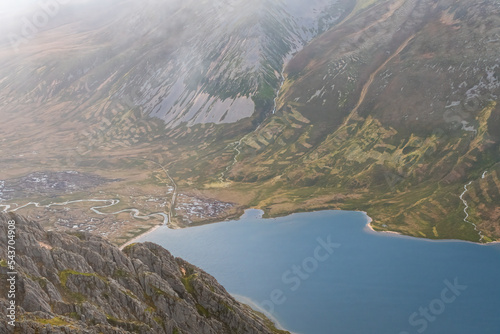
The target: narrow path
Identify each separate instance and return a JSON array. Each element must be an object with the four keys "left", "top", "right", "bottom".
[
  {"left": 145, "top": 159, "right": 178, "bottom": 226},
  {"left": 272, "top": 68, "right": 286, "bottom": 115},
  {"left": 343, "top": 34, "right": 416, "bottom": 125}
]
